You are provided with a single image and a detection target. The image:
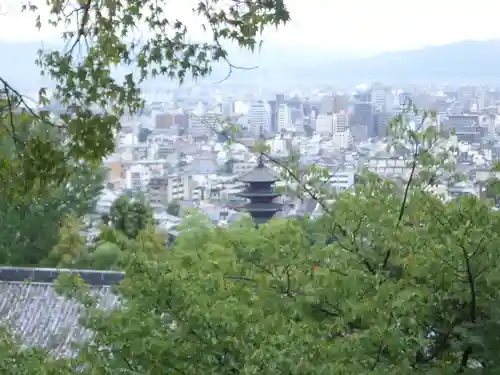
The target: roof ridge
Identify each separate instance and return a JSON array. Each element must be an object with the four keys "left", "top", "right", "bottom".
[{"left": 0, "top": 267, "right": 124, "bottom": 286}]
